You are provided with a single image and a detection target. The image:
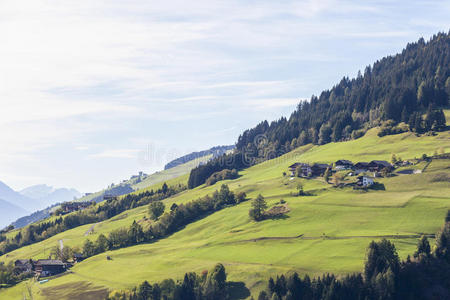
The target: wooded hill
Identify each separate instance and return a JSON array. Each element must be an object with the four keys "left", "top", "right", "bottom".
[{"left": 188, "top": 32, "right": 449, "bottom": 188}]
